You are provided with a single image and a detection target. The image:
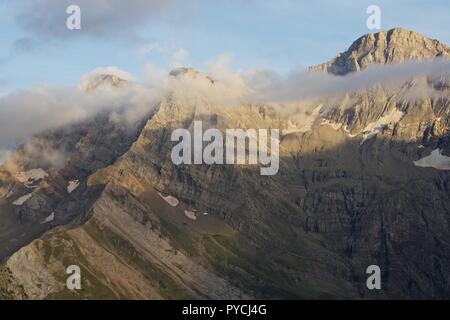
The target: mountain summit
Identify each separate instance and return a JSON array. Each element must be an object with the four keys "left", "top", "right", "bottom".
[
  {"left": 311, "top": 28, "right": 450, "bottom": 75},
  {"left": 78, "top": 67, "right": 134, "bottom": 92},
  {"left": 169, "top": 67, "right": 215, "bottom": 84},
  {"left": 1, "top": 29, "right": 450, "bottom": 300}
]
